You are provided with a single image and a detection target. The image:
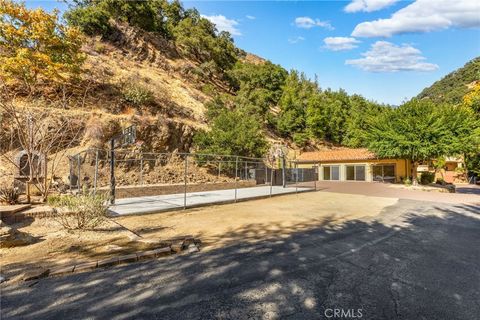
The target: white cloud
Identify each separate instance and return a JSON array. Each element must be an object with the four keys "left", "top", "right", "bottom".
[
  {"left": 294, "top": 17, "right": 334, "bottom": 30},
  {"left": 246, "top": 15, "right": 256, "bottom": 20},
  {"left": 352, "top": 0, "right": 480, "bottom": 37},
  {"left": 345, "top": 0, "right": 398, "bottom": 13},
  {"left": 202, "top": 15, "right": 241, "bottom": 36},
  {"left": 288, "top": 36, "right": 305, "bottom": 44},
  {"left": 324, "top": 37, "right": 361, "bottom": 51},
  {"left": 345, "top": 41, "right": 439, "bottom": 72}
]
